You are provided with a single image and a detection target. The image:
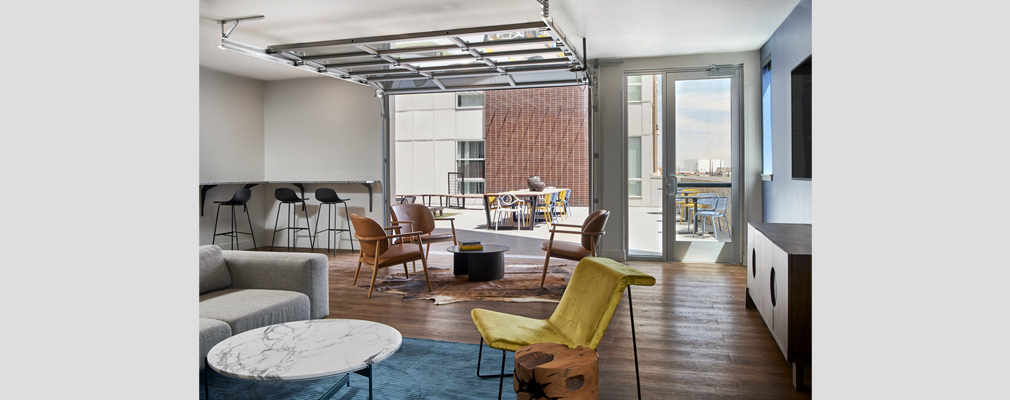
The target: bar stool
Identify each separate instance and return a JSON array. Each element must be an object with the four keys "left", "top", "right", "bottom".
[
  {"left": 314, "top": 188, "right": 355, "bottom": 256},
  {"left": 270, "top": 188, "right": 314, "bottom": 252},
  {"left": 212, "top": 188, "right": 256, "bottom": 250}
]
